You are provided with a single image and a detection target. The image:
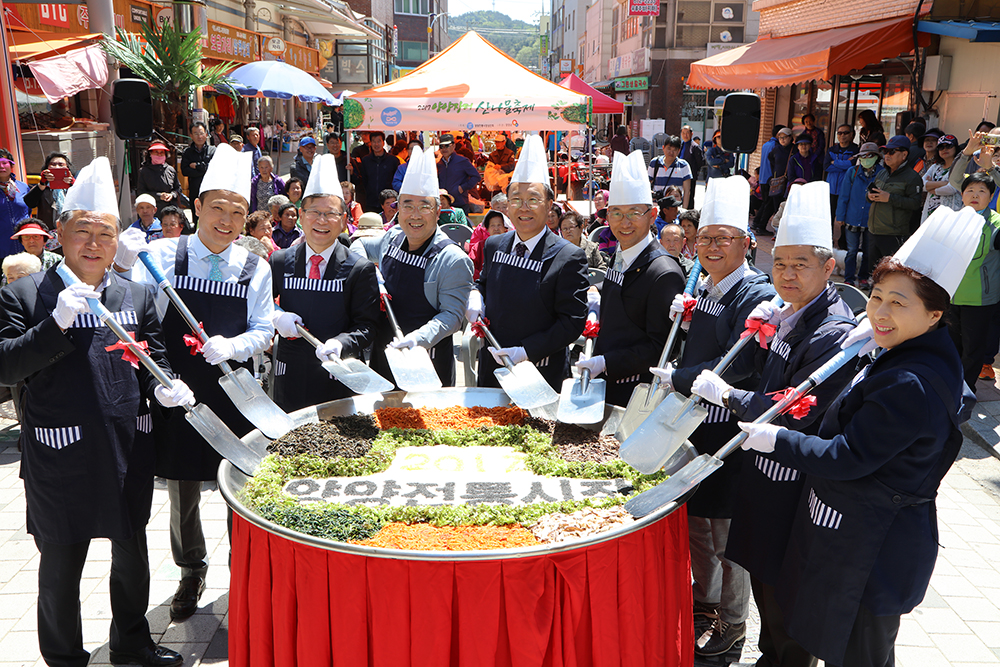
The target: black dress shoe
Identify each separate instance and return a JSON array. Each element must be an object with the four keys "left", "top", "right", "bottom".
[
  {"left": 170, "top": 575, "right": 206, "bottom": 621},
  {"left": 109, "top": 644, "right": 183, "bottom": 666}
]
